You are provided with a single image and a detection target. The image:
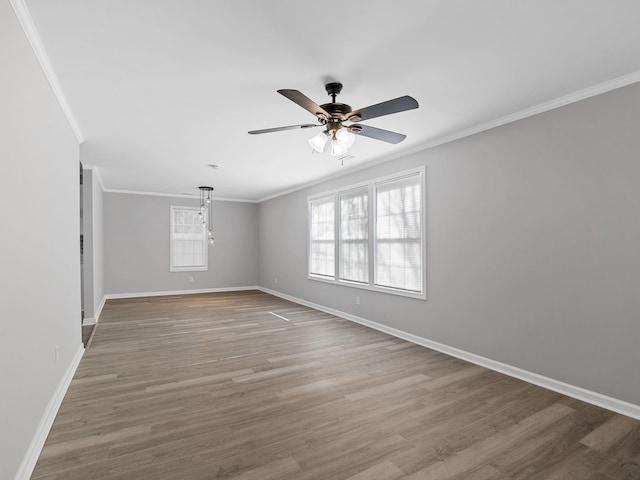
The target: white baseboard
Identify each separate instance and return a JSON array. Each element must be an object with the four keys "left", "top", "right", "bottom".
[
  {"left": 258, "top": 287, "right": 640, "bottom": 421},
  {"left": 13, "top": 344, "right": 84, "bottom": 480},
  {"left": 94, "top": 295, "right": 106, "bottom": 322},
  {"left": 82, "top": 295, "right": 106, "bottom": 326},
  {"left": 104, "top": 286, "right": 259, "bottom": 300}
]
